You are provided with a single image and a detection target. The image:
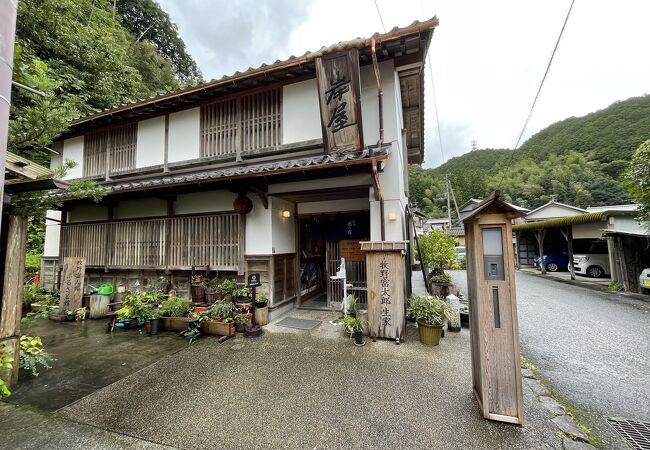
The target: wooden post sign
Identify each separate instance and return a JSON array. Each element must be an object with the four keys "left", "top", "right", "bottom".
[
  {"left": 315, "top": 49, "right": 364, "bottom": 153},
  {"left": 463, "top": 192, "right": 525, "bottom": 425},
  {"left": 59, "top": 257, "right": 86, "bottom": 314},
  {"left": 361, "top": 241, "right": 408, "bottom": 343}
]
